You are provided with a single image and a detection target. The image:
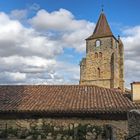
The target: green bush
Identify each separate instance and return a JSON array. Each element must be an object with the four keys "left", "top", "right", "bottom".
[{"left": 0, "top": 129, "right": 7, "bottom": 138}]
